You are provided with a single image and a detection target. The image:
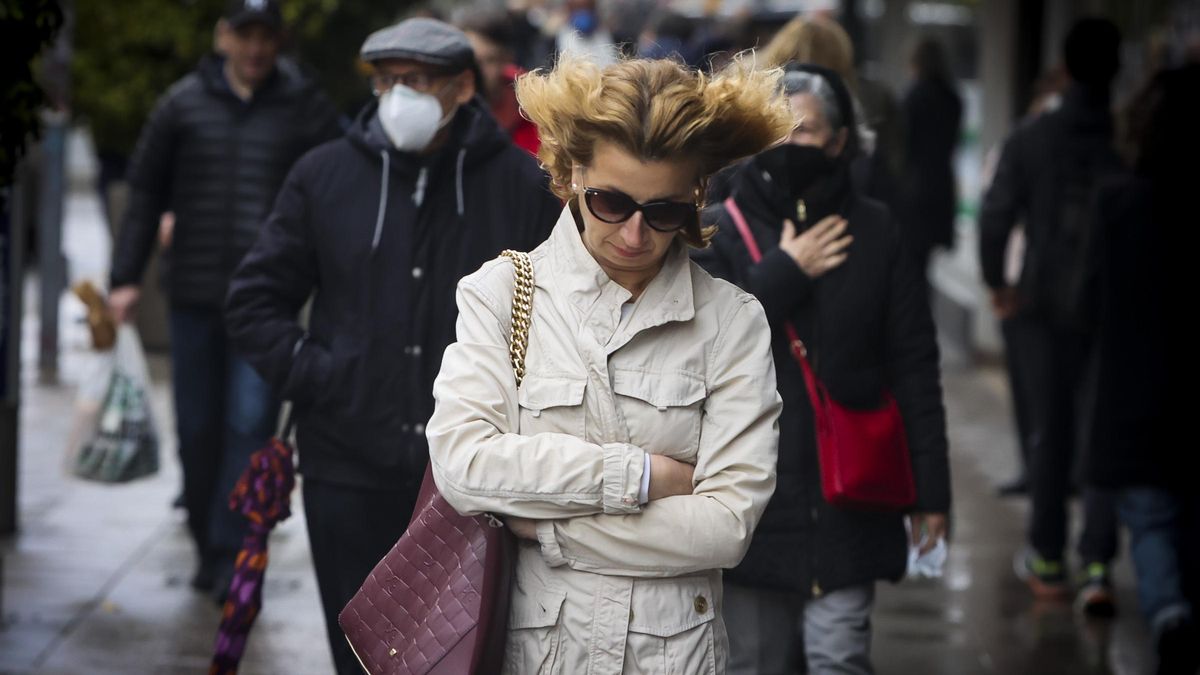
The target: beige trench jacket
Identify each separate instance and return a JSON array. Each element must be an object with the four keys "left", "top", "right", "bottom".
[{"left": 427, "top": 207, "right": 781, "bottom": 674}]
